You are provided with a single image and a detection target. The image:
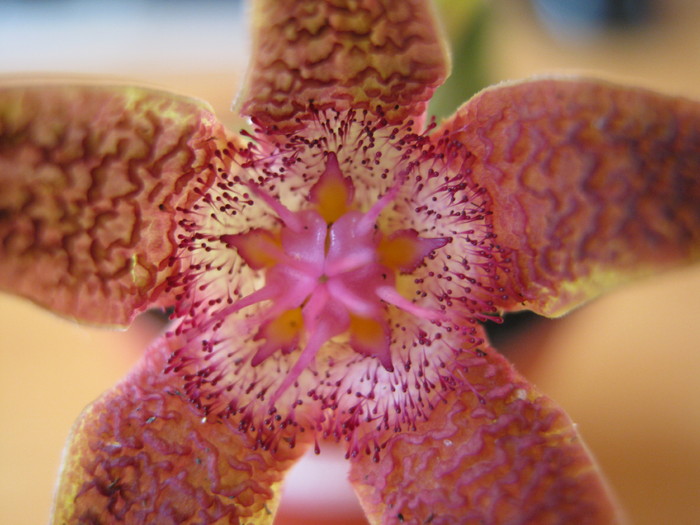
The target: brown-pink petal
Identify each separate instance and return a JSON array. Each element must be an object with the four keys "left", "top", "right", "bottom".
[
  {"left": 433, "top": 78, "right": 700, "bottom": 317},
  {"left": 239, "top": 0, "right": 450, "bottom": 131},
  {"left": 0, "top": 83, "right": 238, "bottom": 326},
  {"left": 348, "top": 344, "right": 624, "bottom": 524},
  {"left": 52, "top": 336, "right": 309, "bottom": 524}
]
